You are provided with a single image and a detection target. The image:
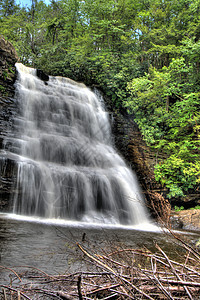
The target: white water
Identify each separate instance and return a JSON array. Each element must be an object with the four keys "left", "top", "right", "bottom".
[{"left": 4, "top": 63, "right": 150, "bottom": 226}]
